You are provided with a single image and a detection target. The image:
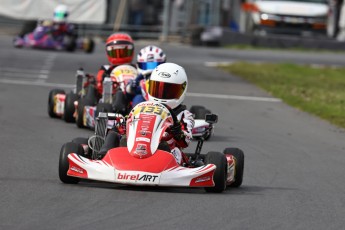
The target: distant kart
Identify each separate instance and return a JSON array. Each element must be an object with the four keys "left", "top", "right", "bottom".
[
  {"left": 59, "top": 101, "right": 244, "bottom": 193},
  {"left": 48, "top": 69, "right": 97, "bottom": 123},
  {"left": 190, "top": 105, "right": 214, "bottom": 140},
  {"left": 13, "top": 21, "right": 94, "bottom": 53}
]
